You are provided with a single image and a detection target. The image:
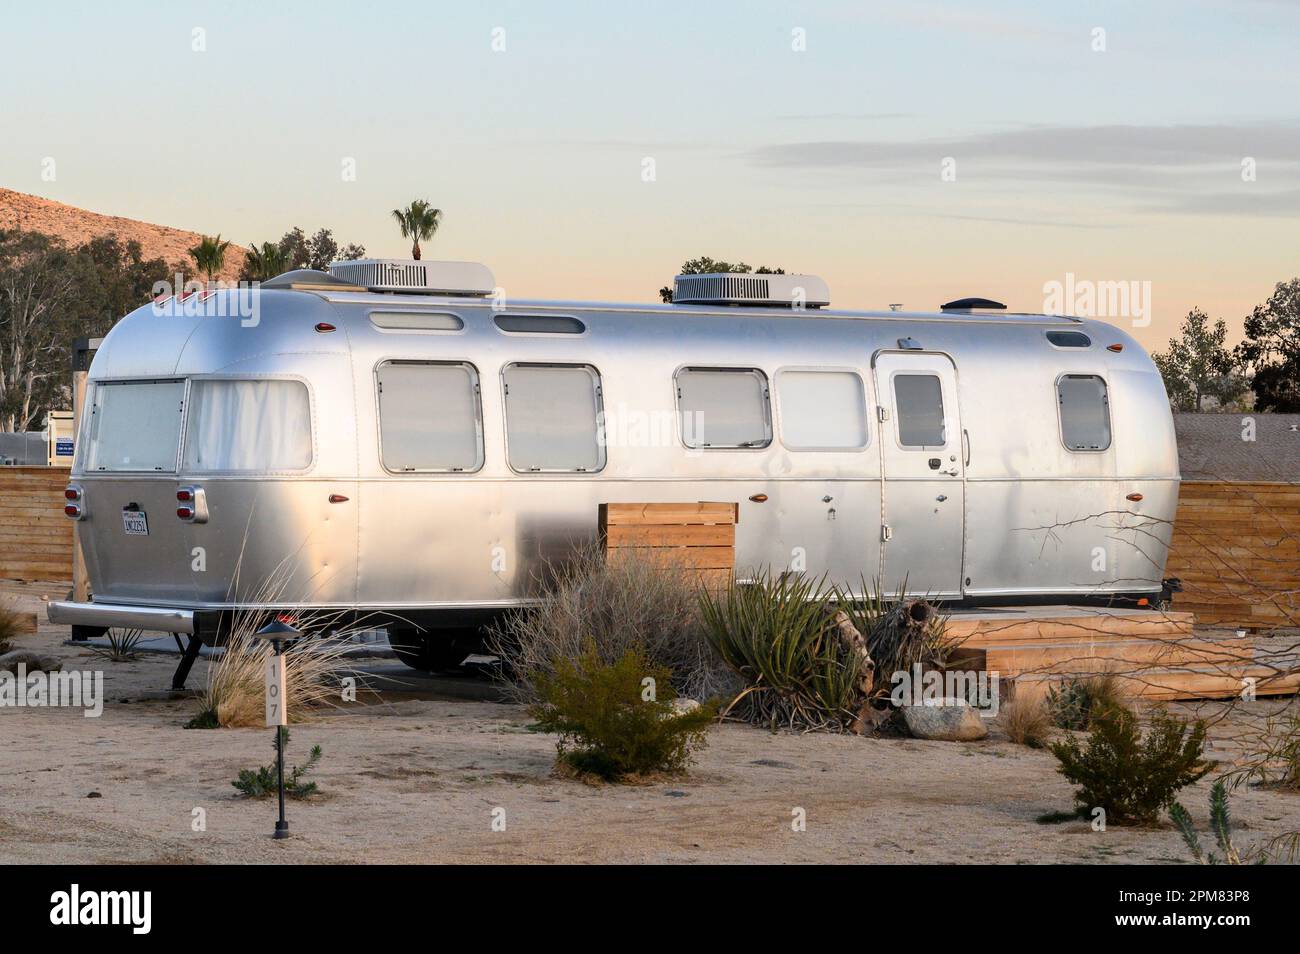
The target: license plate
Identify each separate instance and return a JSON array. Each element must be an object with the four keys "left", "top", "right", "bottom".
[{"left": 121, "top": 510, "right": 149, "bottom": 536}]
